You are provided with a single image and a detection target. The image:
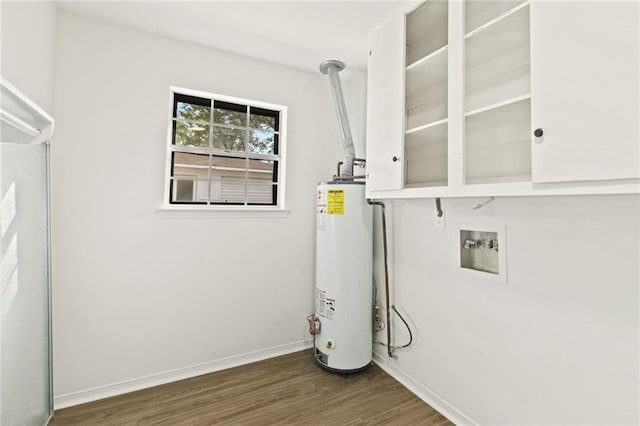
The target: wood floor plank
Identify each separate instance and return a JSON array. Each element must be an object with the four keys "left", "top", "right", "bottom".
[{"left": 51, "top": 350, "right": 452, "bottom": 425}]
